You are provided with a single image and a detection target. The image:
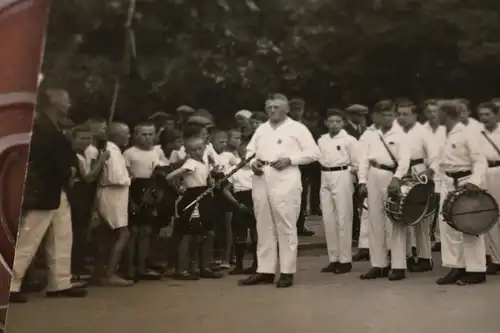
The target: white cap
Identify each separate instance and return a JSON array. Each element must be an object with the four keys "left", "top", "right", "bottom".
[{"left": 235, "top": 110, "right": 252, "bottom": 119}]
